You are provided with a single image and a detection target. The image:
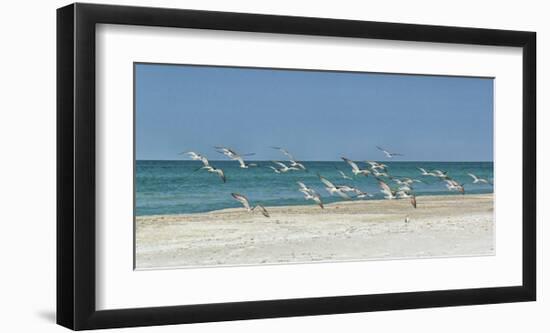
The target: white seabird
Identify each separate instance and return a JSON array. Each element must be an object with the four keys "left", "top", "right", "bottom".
[
  {"left": 468, "top": 173, "right": 490, "bottom": 184},
  {"left": 341, "top": 157, "right": 370, "bottom": 176},
  {"left": 377, "top": 146, "right": 403, "bottom": 158},
  {"left": 337, "top": 169, "right": 353, "bottom": 180},
  {"left": 271, "top": 161, "right": 300, "bottom": 173},
  {"left": 215, "top": 146, "right": 256, "bottom": 168},
  {"left": 318, "top": 174, "right": 351, "bottom": 199},
  {"left": 271, "top": 146, "right": 306, "bottom": 170},
  {"left": 200, "top": 165, "right": 226, "bottom": 183},
  {"left": 180, "top": 151, "right": 209, "bottom": 166},
  {"left": 378, "top": 179, "right": 397, "bottom": 199},
  {"left": 297, "top": 181, "right": 324, "bottom": 208},
  {"left": 444, "top": 179, "right": 465, "bottom": 194},
  {"left": 231, "top": 193, "right": 270, "bottom": 217},
  {"left": 366, "top": 161, "right": 388, "bottom": 171}
]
